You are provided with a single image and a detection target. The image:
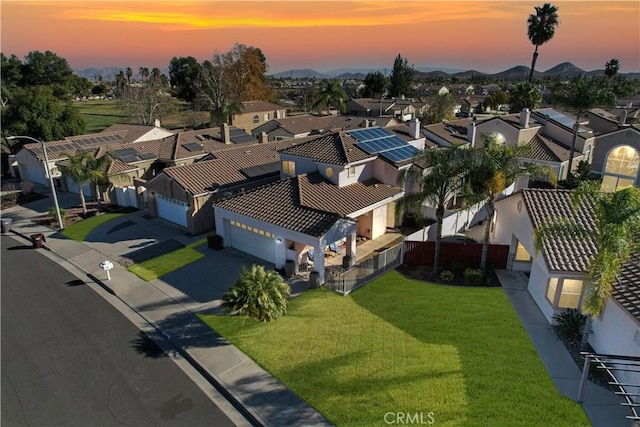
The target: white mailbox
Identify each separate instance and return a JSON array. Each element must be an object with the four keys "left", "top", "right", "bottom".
[{"left": 99, "top": 260, "right": 114, "bottom": 280}]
